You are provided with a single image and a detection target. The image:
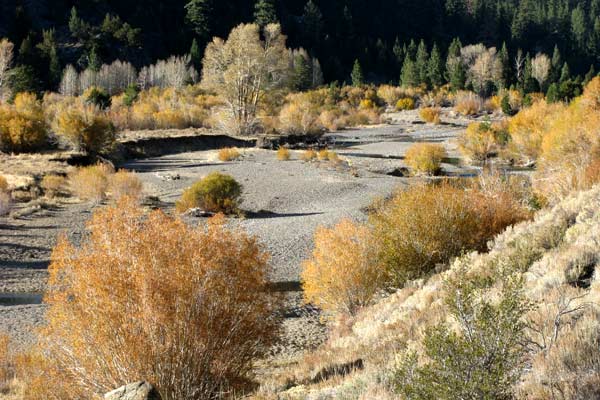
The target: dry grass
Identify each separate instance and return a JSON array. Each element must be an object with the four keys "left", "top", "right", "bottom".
[
  {"left": 68, "top": 163, "right": 114, "bottom": 203},
  {"left": 0, "top": 190, "right": 11, "bottom": 216},
  {"left": 108, "top": 170, "right": 144, "bottom": 201},
  {"left": 454, "top": 91, "right": 482, "bottom": 116},
  {"left": 40, "top": 175, "right": 66, "bottom": 198},
  {"left": 404, "top": 143, "right": 447, "bottom": 175},
  {"left": 218, "top": 147, "right": 241, "bottom": 162},
  {"left": 276, "top": 147, "right": 291, "bottom": 161}
]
